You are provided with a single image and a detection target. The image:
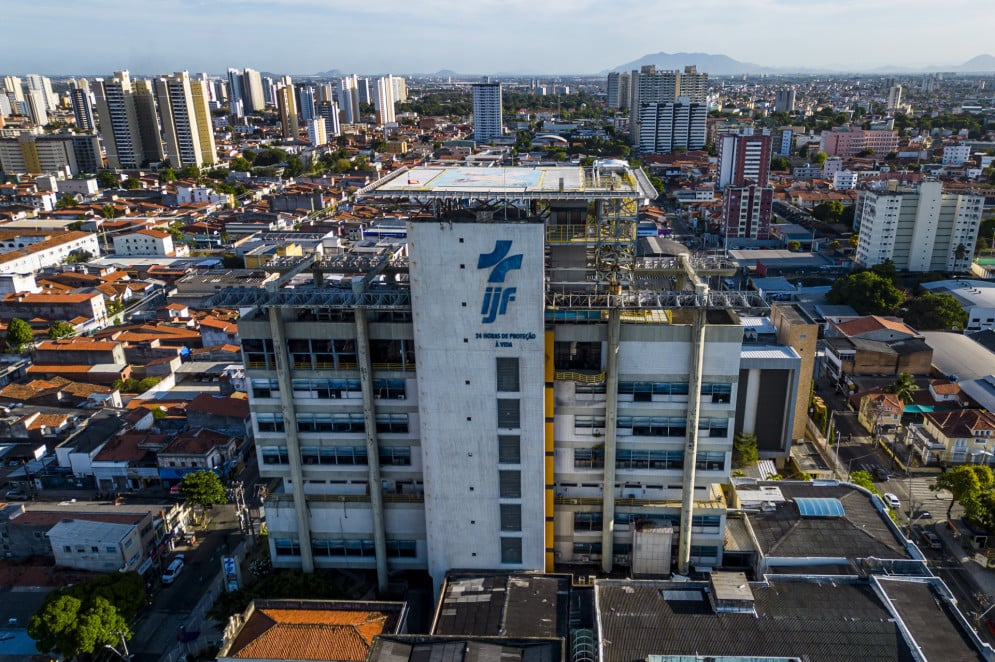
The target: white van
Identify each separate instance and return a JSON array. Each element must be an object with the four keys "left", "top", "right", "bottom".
[{"left": 883, "top": 493, "right": 901, "bottom": 509}]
